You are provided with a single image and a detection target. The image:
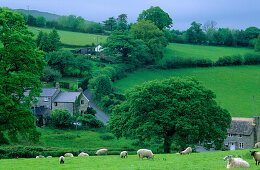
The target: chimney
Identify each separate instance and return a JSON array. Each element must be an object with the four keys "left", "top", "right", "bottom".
[
  {"left": 55, "top": 82, "right": 60, "bottom": 89},
  {"left": 77, "top": 87, "right": 83, "bottom": 92}
]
